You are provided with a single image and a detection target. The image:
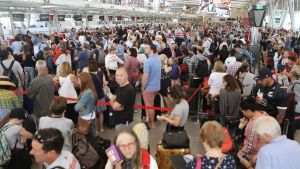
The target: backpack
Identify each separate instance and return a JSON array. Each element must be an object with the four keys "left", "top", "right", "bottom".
[
  {"left": 179, "top": 64, "right": 188, "bottom": 74},
  {"left": 0, "top": 61, "right": 18, "bottom": 88},
  {"left": 90, "top": 136, "right": 111, "bottom": 169},
  {"left": 72, "top": 134, "right": 99, "bottom": 169},
  {"left": 208, "top": 39, "right": 216, "bottom": 53},
  {"left": 141, "top": 149, "right": 150, "bottom": 169},
  {"left": 287, "top": 83, "right": 300, "bottom": 119},
  {"left": 0, "top": 124, "right": 13, "bottom": 166},
  {"left": 195, "top": 59, "right": 209, "bottom": 78},
  {"left": 170, "top": 64, "right": 180, "bottom": 79}
]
